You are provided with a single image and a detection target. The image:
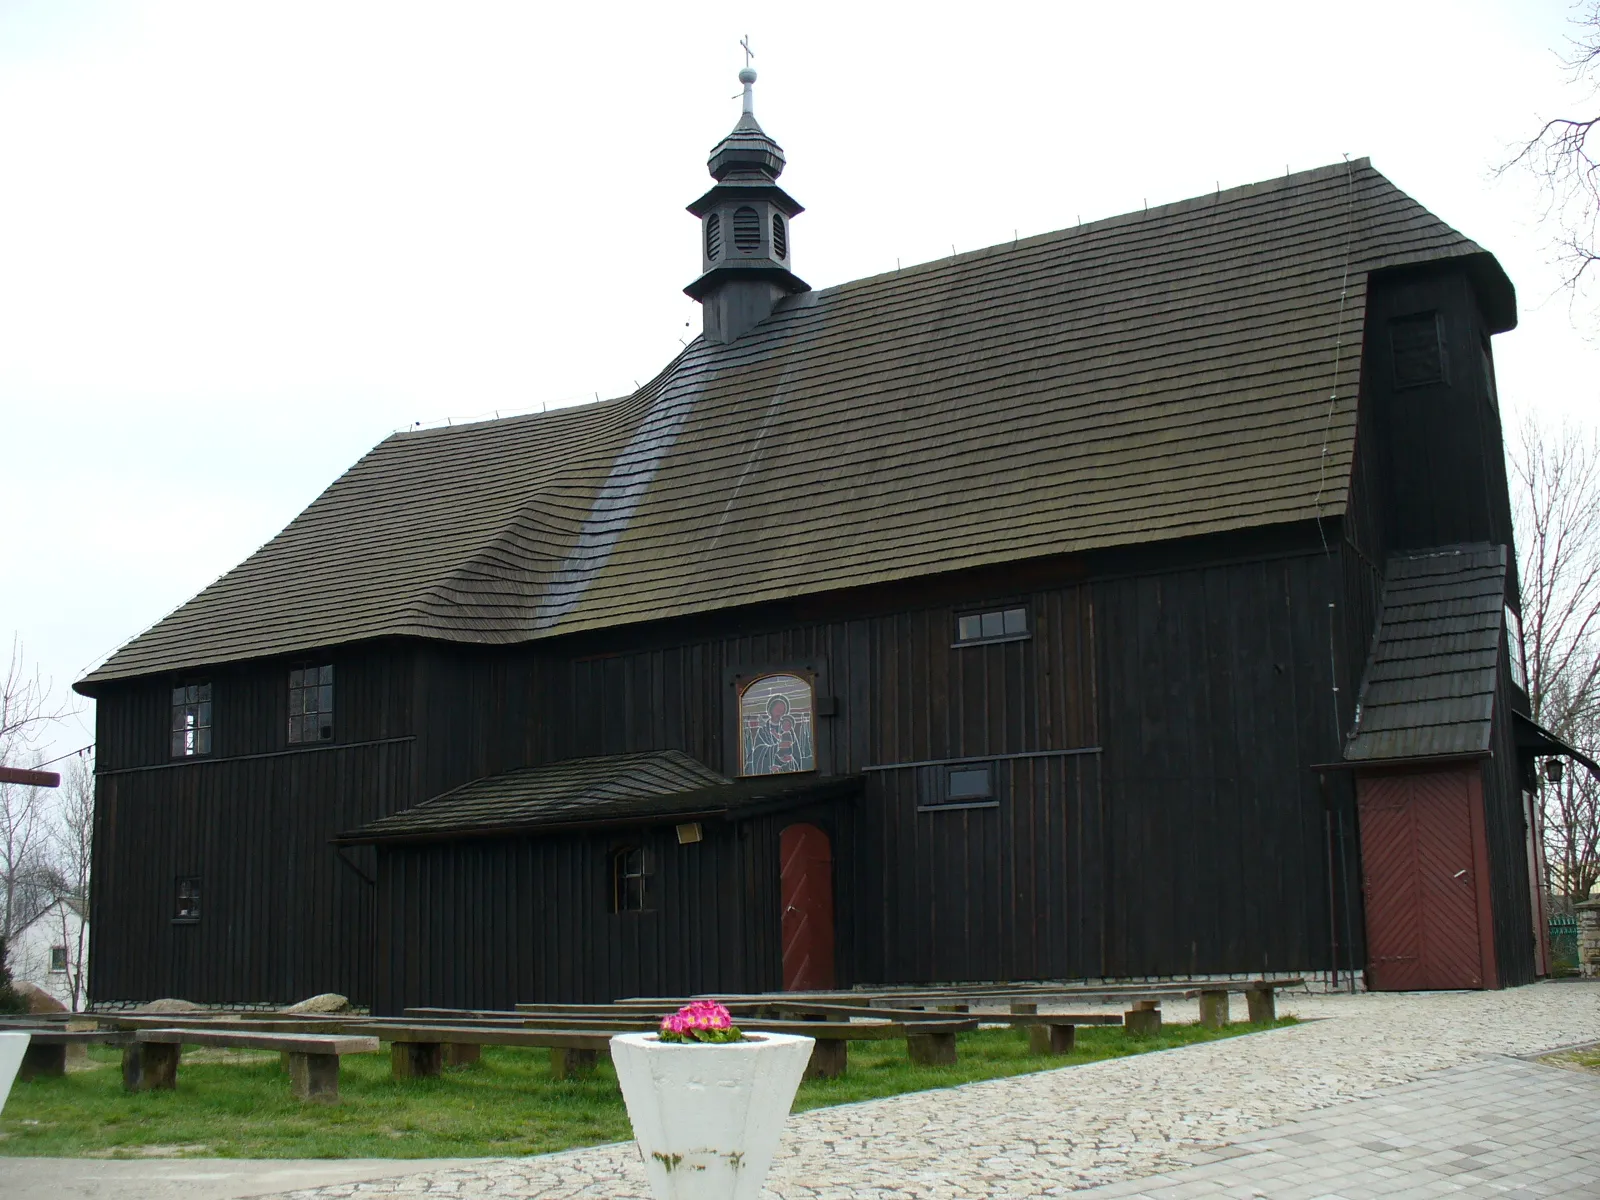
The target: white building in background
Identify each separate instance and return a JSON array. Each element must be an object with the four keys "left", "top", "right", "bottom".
[{"left": 6, "top": 897, "right": 87, "bottom": 1010}]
